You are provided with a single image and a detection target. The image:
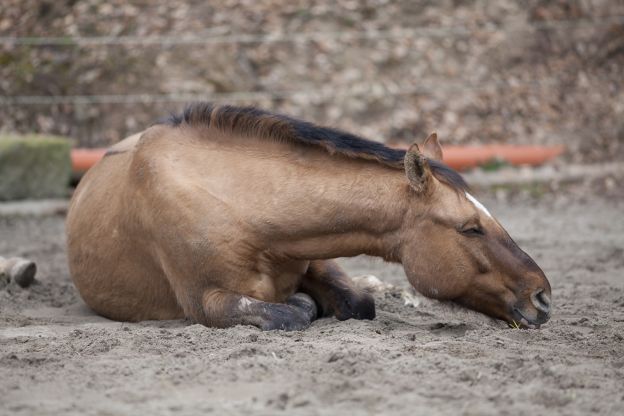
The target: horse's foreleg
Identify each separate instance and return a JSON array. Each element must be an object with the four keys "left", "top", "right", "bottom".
[
  {"left": 198, "top": 288, "right": 317, "bottom": 331},
  {"left": 299, "top": 260, "right": 375, "bottom": 321}
]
